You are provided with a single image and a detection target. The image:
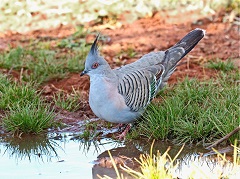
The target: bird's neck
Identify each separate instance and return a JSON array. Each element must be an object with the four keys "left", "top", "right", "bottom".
[{"left": 89, "top": 66, "right": 115, "bottom": 80}]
